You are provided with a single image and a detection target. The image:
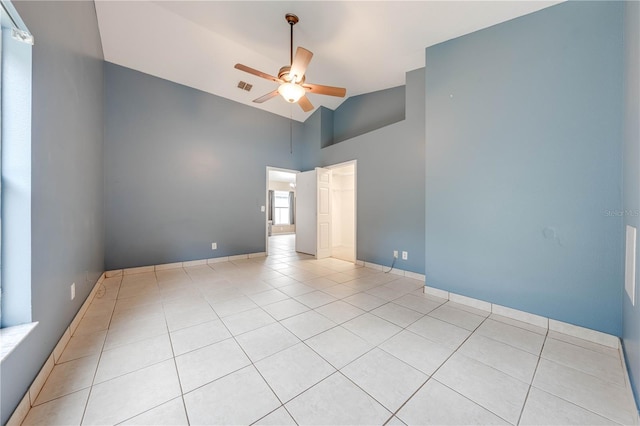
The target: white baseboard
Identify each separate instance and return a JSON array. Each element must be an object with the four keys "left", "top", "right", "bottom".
[
  {"left": 207, "top": 256, "right": 229, "bottom": 264},
  {"left": 182, "top": 259, "right": 207, "bottom": 267},
  {"left": 358, "top": 260, "right": 426, "bottom": 281},
  {"left": 423, "top": 284, "right": 619, "bottom": 348},
  {"left": 548, "top": 319, "right": 619, "bottom": 348},
  {"left": 154, "top": 262, "right": 183, "bottom": 271},
  {"left": 106, "top": 252, "right": 270, "bottom": 276},
  {"left": 449, "top": 292, "right": 492, "bottom": 312}
]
